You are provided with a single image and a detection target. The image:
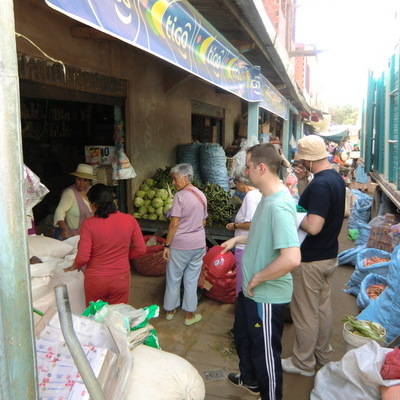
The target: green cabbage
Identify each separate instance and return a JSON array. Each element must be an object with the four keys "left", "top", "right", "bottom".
[
  {"left": 144, "top": 178, "right": 155, "bottom": 187},
  {"left": 146, "top": 190, "right": 156, "bottom": 200},
  {"left": 148, "top": 213, "right": 158, "bottom": 220},
  {"left": 152, "top": 197, "right": 164, "bottom": 209},
  {"left": 134, "top": 197, "right": 144, "bottom": 208},
  {"left": 138, "top": 206, "right": 148, "bottom": 215},
  {"left": 156, "top": 188, "right": 169, "bottom": 200},
  {"left": 139, "top": 183, "right": 150, "bottom": 192},
  {"left": 147, "top": 206, "right": 155, "bottom": 214},
  {"left": 155, "top": 207, "right": 164, "bottom": 216},
  {"left": 135, "top": 190, "right": 146, "bottom": 199}
]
